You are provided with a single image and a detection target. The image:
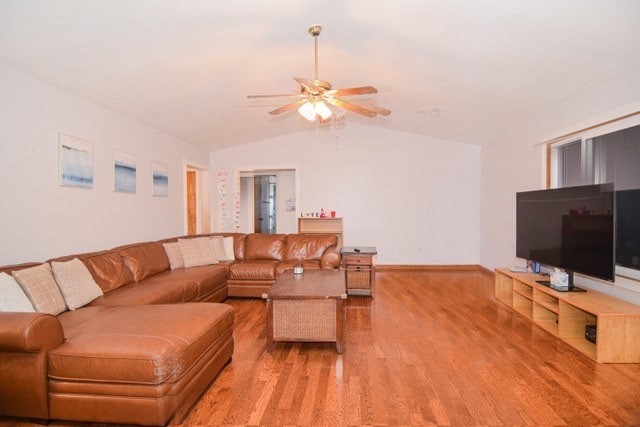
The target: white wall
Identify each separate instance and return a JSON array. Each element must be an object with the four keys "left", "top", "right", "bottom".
[
  {"left": 0, "top": 64, "right": 210, "bottom": 265},
  {"left": 274, "top": 170, "right": 296, "bottom": 234},
  {"left": 480, "top": 69, "right": 640, "bottom": 304},
  {"left": 210, "top": 125, "right": 481, "bottom": 265}
]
